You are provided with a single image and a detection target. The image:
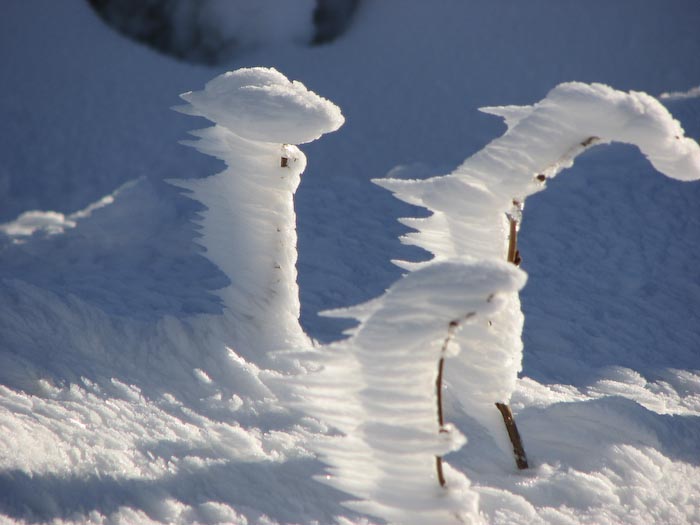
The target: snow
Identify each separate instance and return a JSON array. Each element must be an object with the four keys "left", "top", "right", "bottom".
[
  {"left": 171, "top": 68, "right": 343, "bottom": 365},
  {"left": 0, "top": 182, "right": 127, "bottom": 238},
  {"left": 296, "top": 260, "right": 526, "bottom": 525},
  {"left": 660, "top": 86, "right": 700, "bottom": 101},
  {"left": 0, "top": 211, "right": 77, "bottom": 237},
  {"left": 174, "top": 68, "right": 344, "bottom": 144},
  {"left": 373, "top": 83, "right": 699, "bottom": 465},
  {"left": 1, "top": 0, "right": 700, "bottom": 524}
]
